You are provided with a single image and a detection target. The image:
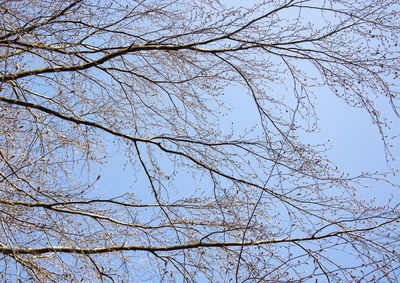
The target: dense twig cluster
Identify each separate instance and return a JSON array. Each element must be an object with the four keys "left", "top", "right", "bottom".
[{"left": 0, "top": 0, "right": 399, "bottom": 281}]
